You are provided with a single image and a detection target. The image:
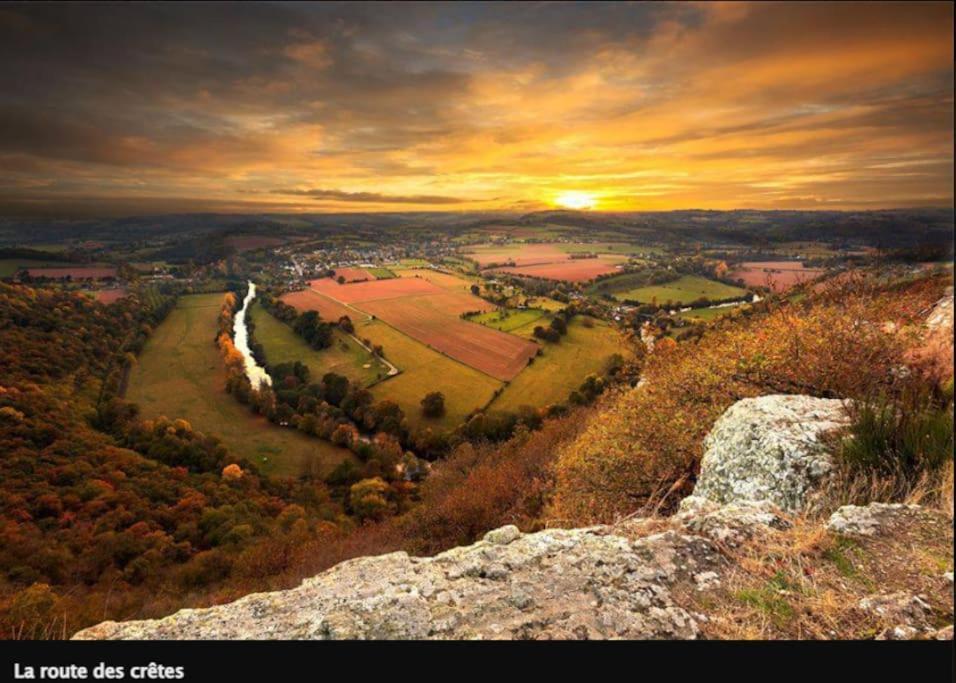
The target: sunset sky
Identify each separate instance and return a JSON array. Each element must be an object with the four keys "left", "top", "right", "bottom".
[{"left": 0, "top": 1, "right": 952, "bottom": 216}]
